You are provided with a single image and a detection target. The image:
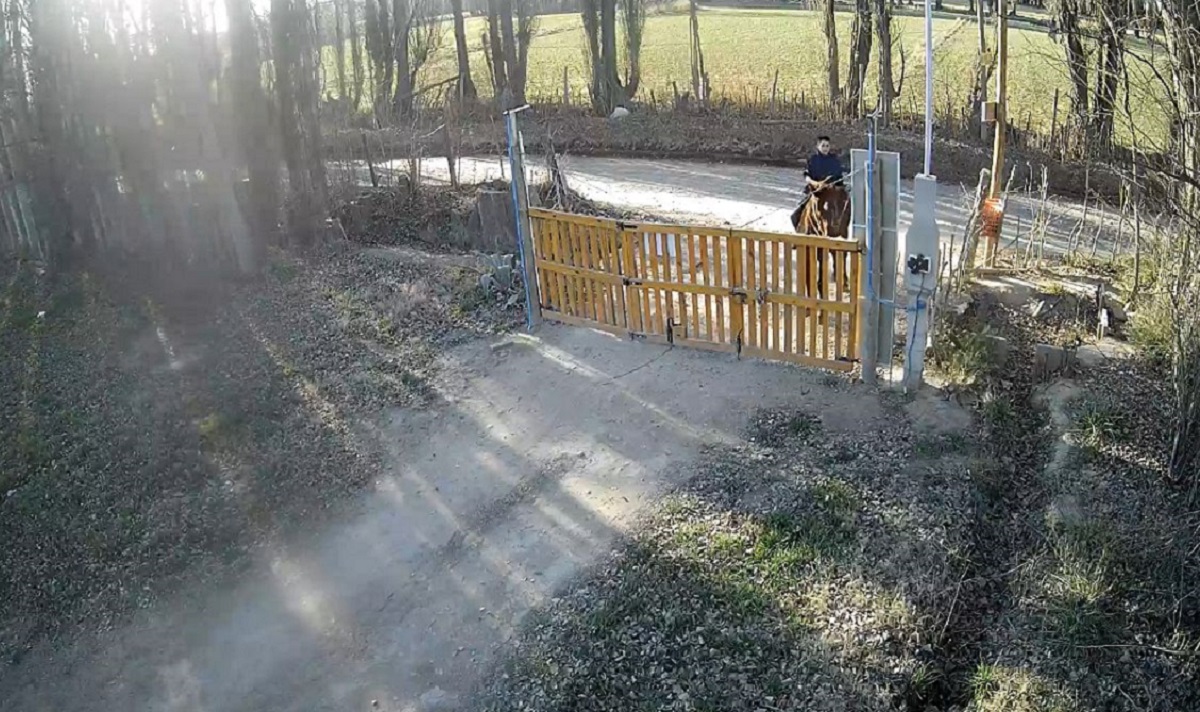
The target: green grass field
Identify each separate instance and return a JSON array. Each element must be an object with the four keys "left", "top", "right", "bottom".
[{"left": 328, "top": 7, "right": 1169, "bottom": 148}]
